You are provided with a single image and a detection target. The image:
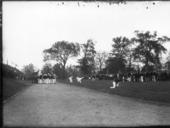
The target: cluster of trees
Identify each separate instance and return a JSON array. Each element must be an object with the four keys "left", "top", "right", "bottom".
[
  {"left": 43, "top": 41, "right": 80, "bottom": 78},
  {"left": 105, "top": 31, "right": 170, "bottom": 74},
  {"left": 42, "top": 39, "right": 109, "bottom": 78},
  {"left": 42, "top": 30, "right": 170, "bottom": 79},
  {"left": 22, "top": 63, "right": 38, "bottom": 80},
  {"left": 3, "top": 64, "right": 24, "bottom": 79},
  {"left": 6, "top": 30, "right": 170, "bottom": 81}
]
